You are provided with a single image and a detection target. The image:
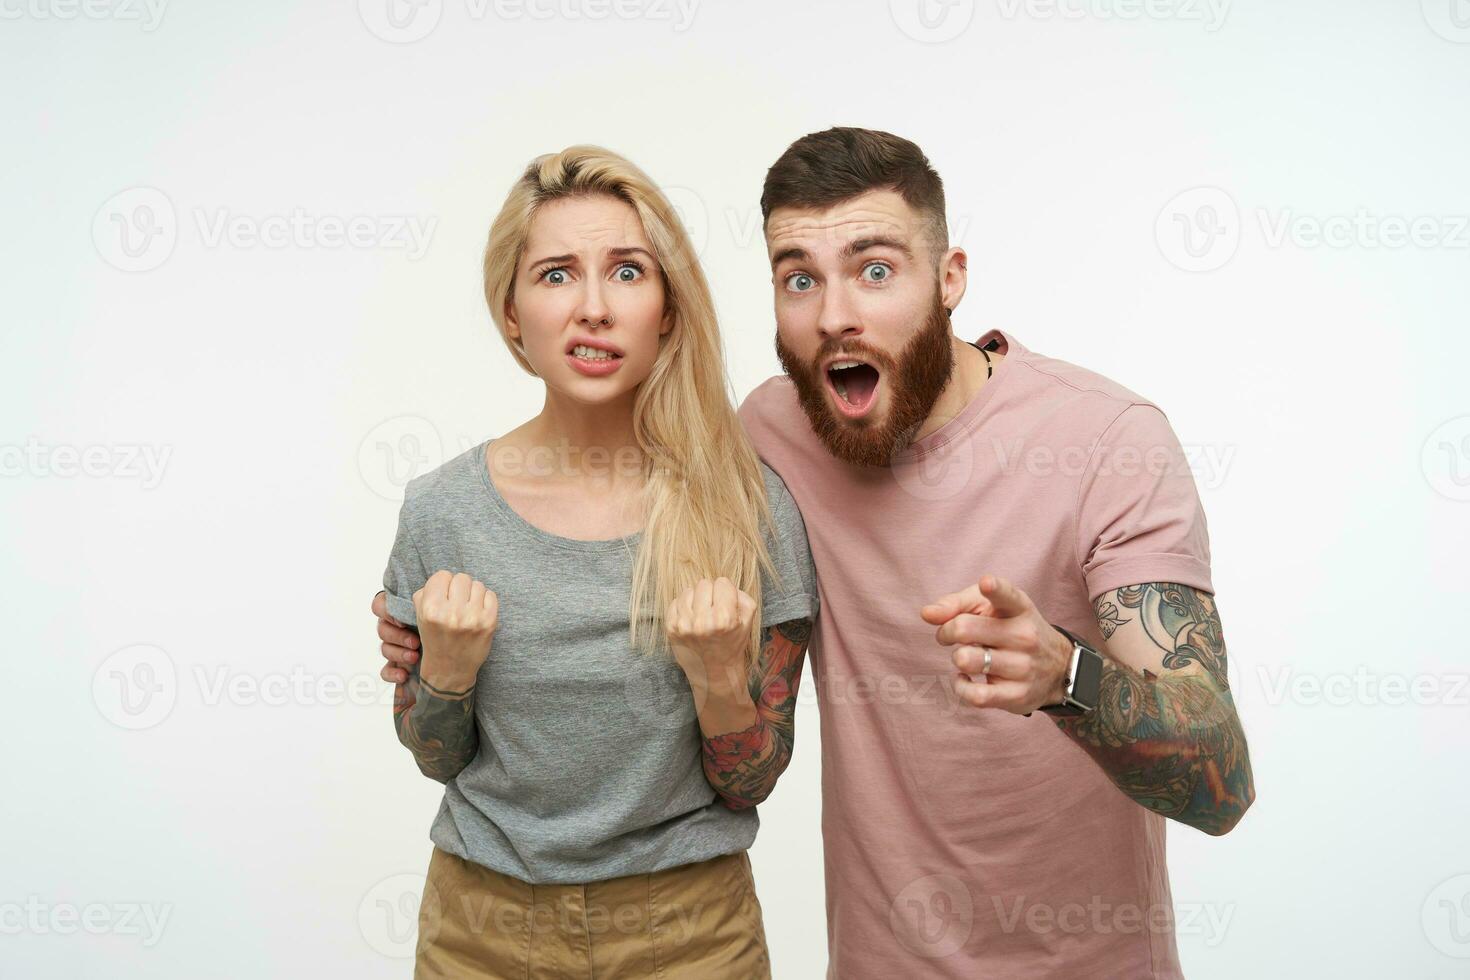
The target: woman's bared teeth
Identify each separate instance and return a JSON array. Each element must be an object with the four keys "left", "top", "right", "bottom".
[{"left": 571, "top": 345, "right": 620, "bottom": 360}]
